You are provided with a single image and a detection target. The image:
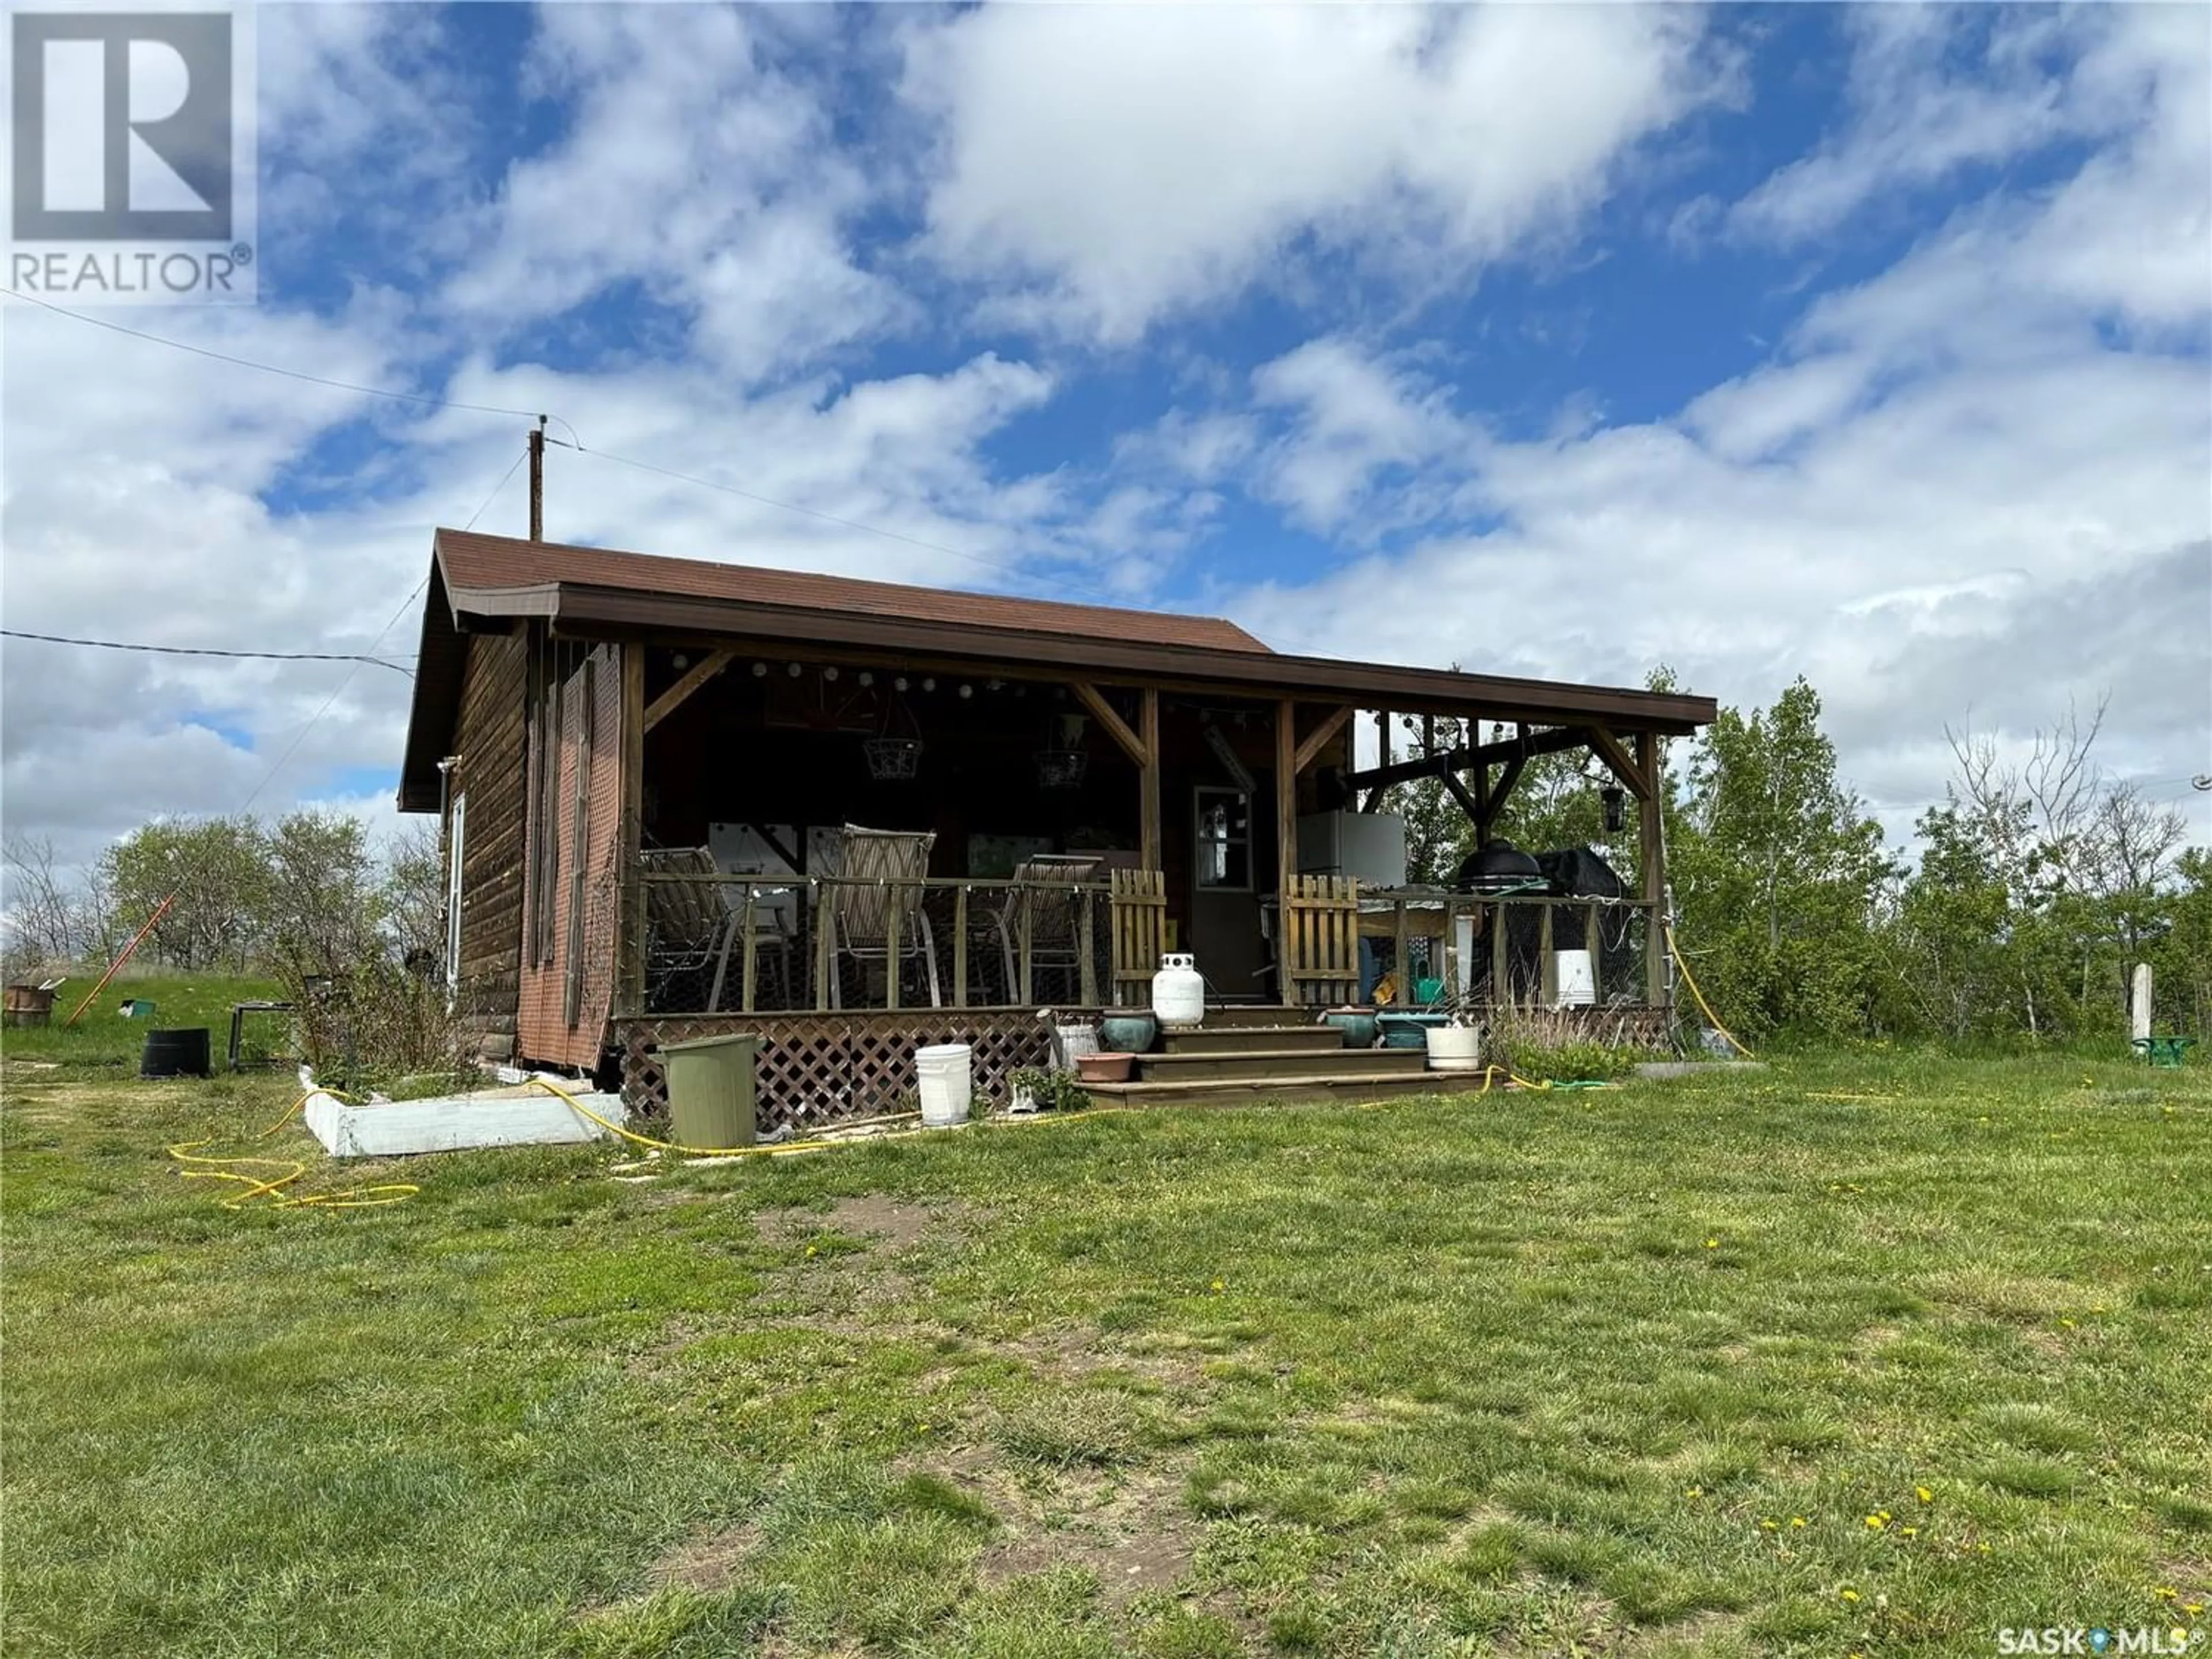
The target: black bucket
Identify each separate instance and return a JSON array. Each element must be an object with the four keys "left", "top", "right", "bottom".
[{"left": 141, "top": 1028, "right": 212, "bottom": 1080}]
